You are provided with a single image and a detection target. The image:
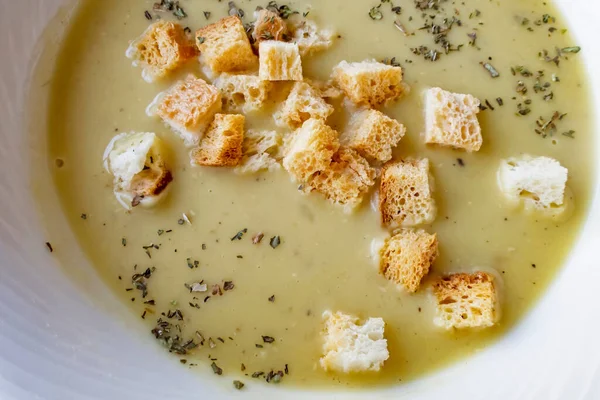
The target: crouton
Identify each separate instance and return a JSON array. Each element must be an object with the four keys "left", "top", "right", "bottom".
[
  {"left": 379, "top": 159, "right": 436, "bottom": 227},
  {"left": 147, "top": 75, "right": 222, "bottom": 147},
  {"left": 497, "top": 155, "right": 568, "bottom": 214},
  {"left": 103, "top": 132, "right": 173, "bottom": 210},
  {"left": 343, "top": 109, "right": 406, "bottom": 163},
  {"left": 320, "top": 311, "right": 389, "bottom": 373},
  {"left": 380, "top": 229, "right": 438, "bottom": 292},
  {"left": 424, "top": 87, "right": 482, "bottom": 152},
  {"left": 305, "top": 148, "right": 376, "bottom": 211},
  {"left": 433, "top": 272, "right": 499, "bottom": 330},
  {"left": 252, "top": 9, "right": 287, "bottom": 44},
  {"left": 259, "top": 41, "right": 303, "bottom": 81},
  {"left": 283, "top": 118, "right": 340, "bottom": 182},
  {"left": 191, "top": 114, "right": 245, "bottom": 167},
  {"left": 196, "top": 16, "right": 258, "bottom": 74},
  {"left": 235, "top": 129, "right": 283, "bottom": 174},
  {"left": 126, "top": 21, "right": 197, "bottom": 83},
  {"left": 213, "top": 74, "right": 273, "bottom": 113},
  {"left": 305, "top": 78, "right": 344, "bottom": 99},
  {"left": 332, "top": 60, "right": 406, "bottom": 107},
  {"left": 274, "top": 82, "right": 334, "bottom": 129},
  {"left": 289, "top": 18, "right": 335, "bottom": 56}
]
